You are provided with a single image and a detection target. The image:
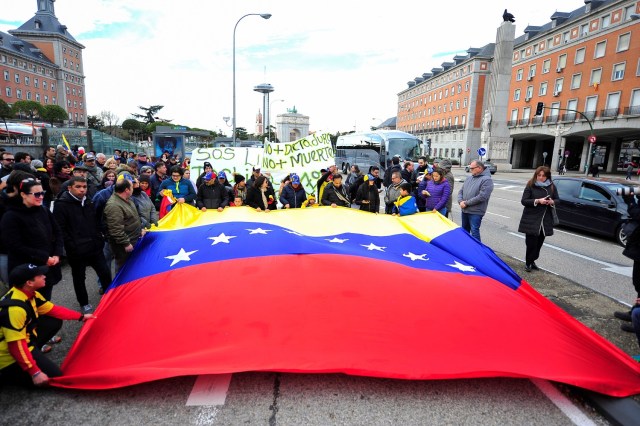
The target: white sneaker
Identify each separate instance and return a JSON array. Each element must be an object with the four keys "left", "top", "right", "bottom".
[{"left": 81, "top": 304, "right": 93, "bottom": 313}]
